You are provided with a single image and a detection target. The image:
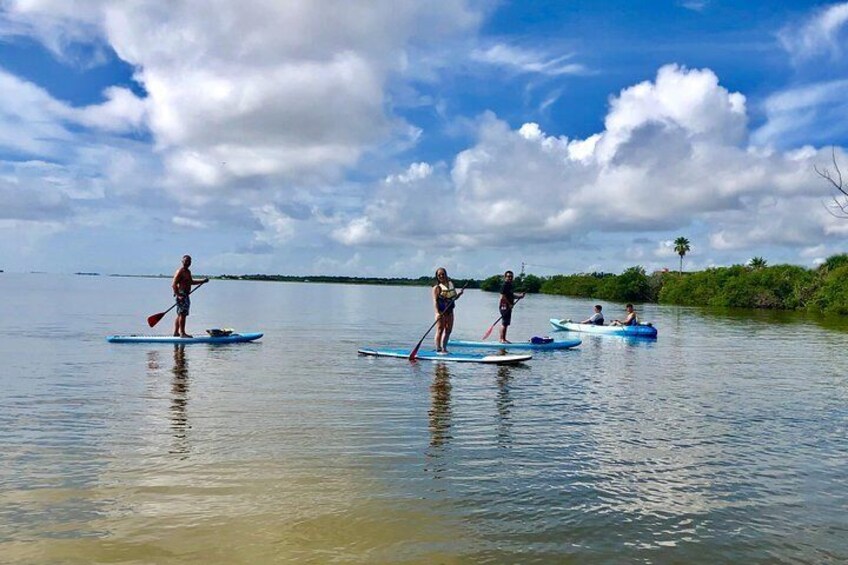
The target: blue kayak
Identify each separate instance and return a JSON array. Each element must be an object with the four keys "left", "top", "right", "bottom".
[
  {"left": 107, "top": 332, "right": 263, "bottom": 344},
  {"left": 550, "top": 318, "right": 658, "bottom": 338},
  {"left": 358, "top": 347, "right": 531, "bottom": 365},
  {"left": 448, "top": 337, "right": 581, "bottom": 350}
]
